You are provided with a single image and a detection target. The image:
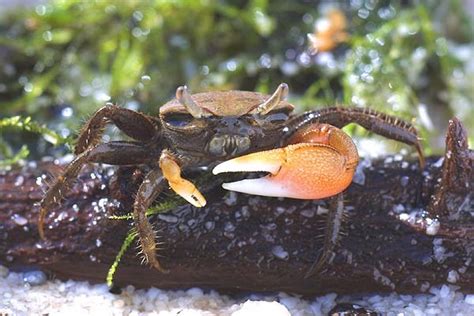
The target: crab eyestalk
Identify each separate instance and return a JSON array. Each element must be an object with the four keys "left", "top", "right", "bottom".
[
  {"left": 176, "top": 85, "right": 204, "bottom": 118},
  {"left": 254, "top": 83, "right": 289, "bottom": 115}
]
